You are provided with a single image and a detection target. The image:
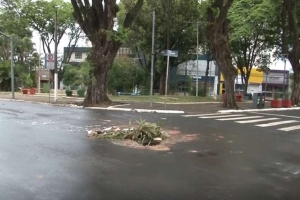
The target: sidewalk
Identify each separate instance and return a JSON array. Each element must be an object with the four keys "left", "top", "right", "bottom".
[
  {"left": 0, "top": 92, "right": 272, "bottom": 114},
  {"left": 0, "top": 93, "right": 83, "bottom": 105}
]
